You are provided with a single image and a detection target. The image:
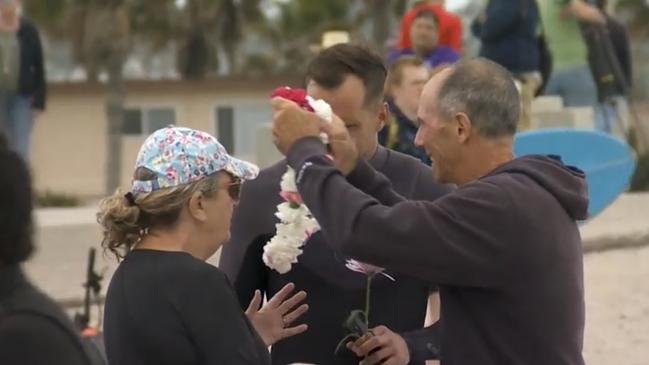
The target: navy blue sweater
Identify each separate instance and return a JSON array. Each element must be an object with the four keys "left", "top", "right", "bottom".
[{"left": 472, "top": 0, "right": 540, "bottom": 74}]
